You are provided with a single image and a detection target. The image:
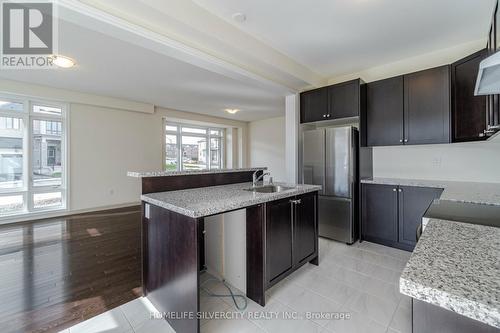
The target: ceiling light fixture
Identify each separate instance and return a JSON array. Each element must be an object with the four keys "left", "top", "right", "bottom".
[
  {"left": 232, "top": 12, "right": 246, "bottom": 23},
  {"left": 225, "top": 108, "right": 240, "bottom": 114},
  {"left": 51, "top": 55, "right": 76, "bottom": 68}
]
